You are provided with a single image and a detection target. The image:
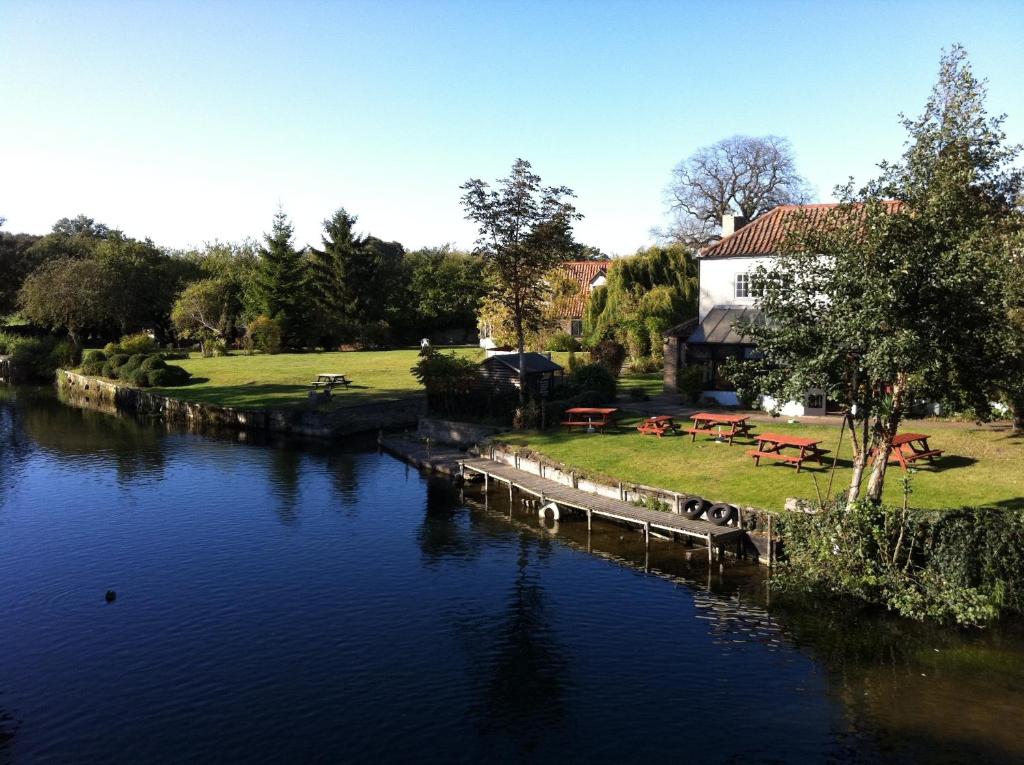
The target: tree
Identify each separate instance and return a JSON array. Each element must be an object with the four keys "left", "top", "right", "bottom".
[
  {"left": 667, "top": 135, "right": 811, "bottom": 246},
  {"left": 460, "top": 159, "right": 582, "bottom": 405},
  {"left": 306, "top": 208, "right": 360, "bottom": 346},
  {"left": 171, "top": 277, "right": 242, "bottom": 354},
  {"left": 0, "top": 223, "right": 43, "bottom": 317},
  {"left": 732, "top": 46, "right": 1021, "bottom": 504},
  {"left": 405, "top": 246, "right": 487, "bottom": 338},
  {"left": 999, "top": 226, "right": 1024, "bottom": 432},
  {"left": 253, "top": 209, "right": 309, "bottom": 348},
  {"left": 584, "top": 244, "right": 698, "bottom": 361},
  {"left": 18, "top": 258, "right": 113, "bottom": 346}
]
